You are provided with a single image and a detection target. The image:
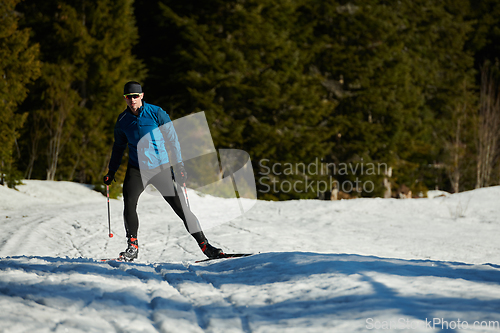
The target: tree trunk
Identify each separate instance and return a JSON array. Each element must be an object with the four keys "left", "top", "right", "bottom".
[
  {"left": 476, "top": 62, "right": 500, "bottom": 188},
  {"left": 451, "top": 118, "right": 461, "bottom": 194},
  {"left": 383, "top": 166, "right": 392, "bottom": 198},
  {"left": 46, "top": 113, "right": 65, "bottom": 181}
]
